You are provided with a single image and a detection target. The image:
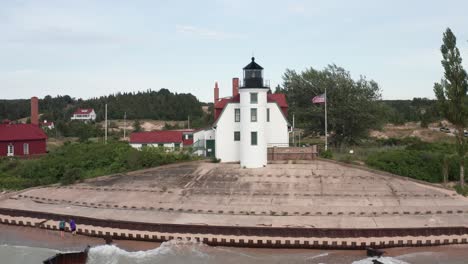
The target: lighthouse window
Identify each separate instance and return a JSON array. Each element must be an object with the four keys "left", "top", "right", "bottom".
[
  {"left": 251, "top": 132, "right": 257, "bottom": 146},
  {"left": 235, "top": 109, "right": 240, "bottom": 122},
  {"left": 250, "top": 108, "right": 257, "bottom": 122},
  {"left": 267, "top": 108, "right": 270, "bottom": 122},
  {"left": 234, "top": 131, "right": 240, "bottom": 141},
  {"left": 250, "top": 93, "right": 258, "bottom": 104}
]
